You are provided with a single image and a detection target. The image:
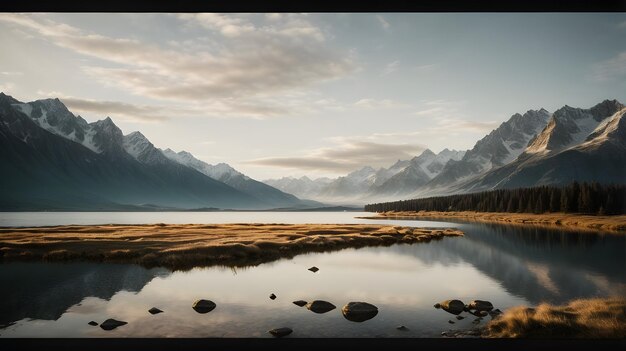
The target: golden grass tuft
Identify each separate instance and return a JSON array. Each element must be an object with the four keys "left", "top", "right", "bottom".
[{"left": 484, "top": 297, "right": 626, "bottom": 338}]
